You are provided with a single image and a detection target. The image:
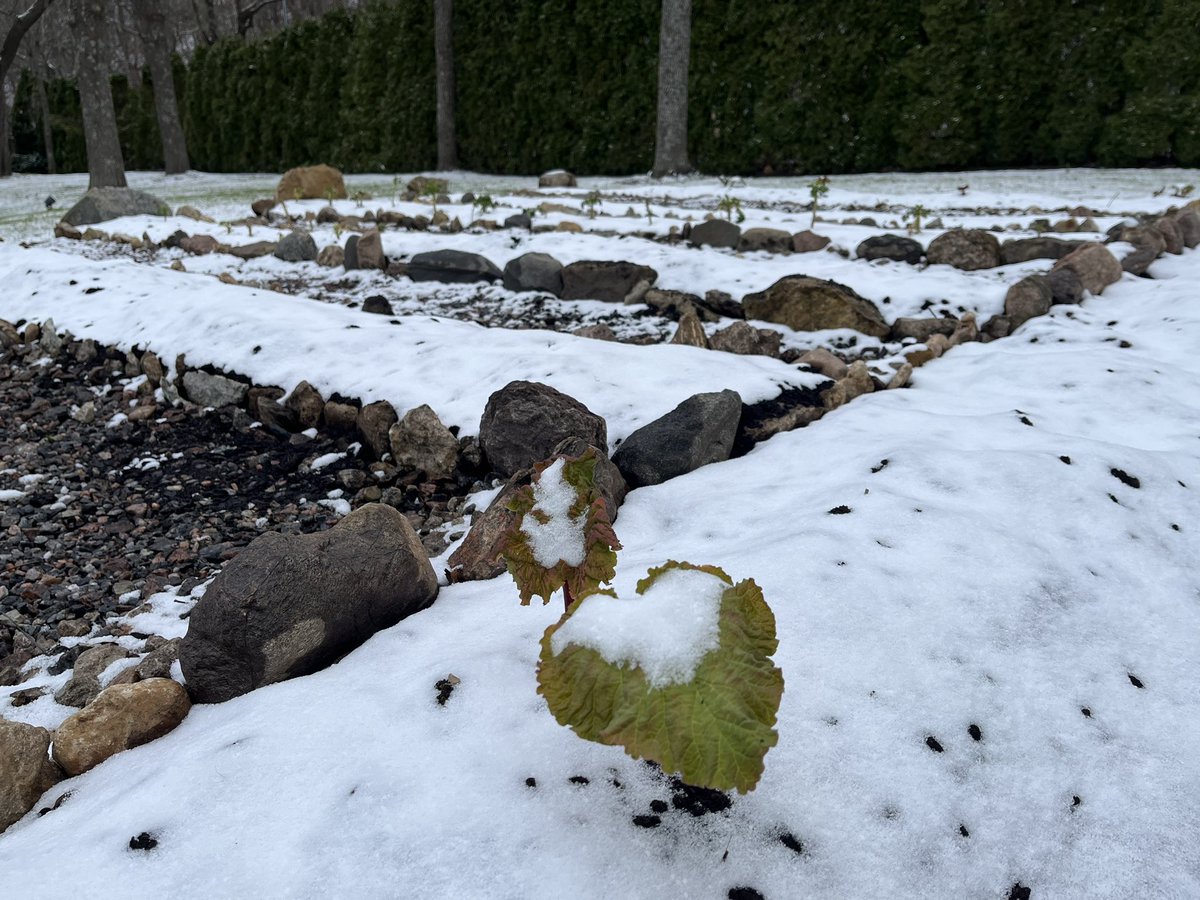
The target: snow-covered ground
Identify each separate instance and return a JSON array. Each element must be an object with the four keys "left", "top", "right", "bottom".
[{"left": 1, "top": 170, "right": 1199, "bottom": 899}]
